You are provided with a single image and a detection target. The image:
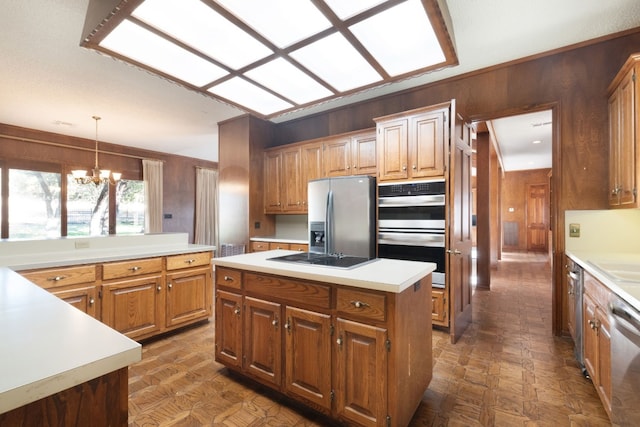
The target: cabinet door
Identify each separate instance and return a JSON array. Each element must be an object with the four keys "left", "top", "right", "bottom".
[
  {"left": 101, "top": 274, "right": 164, "bottom": 340},
  {"left": 583, "top": 292, "right": 597, "bottom": 380},
  {"left": 617, "top": 68, "right": 636, "bottom": 206},
  {"left": 166, "top": 266, "right": 212, "bottom": 329},
  {"left": 52, "top": 285, "right": 99, "bottom": 319},
  {"left": 431, "top": 287, "right": 447, "bottom": 326},
  {"left": 596, "top": 307, "right": 612, "bottom": 415},
  {"left": 410, "top": 109, "right": 446, "bottom": 178},
  {"left": 282, "top": 147, "right": 304, "bottom": 212},
  {"left": 264, "top": 151, "right": 283, "bottom": 213},
  {"left": 377, "top": 118, "right": 408, "bottom": 181},
  {"left": 351, "top": 132, "right": 377, "bottom": 176},
  {"left": 215, "top": 290, "right": 243, "bottom": 368},
  {"left": 301, "top": 142, "right": 324, "bottom": 208},
  {"left": 244, "top": 297, "right": 282, "bottom": 386},
  {"left": 324, "top": 137, "right": 352, "bottom": 177},
  {"left": 284, "top": 306, "right": 332, "bottom": 411},
  {"left": 335, "top": 318, "right": 388, "bottom": 427}
]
